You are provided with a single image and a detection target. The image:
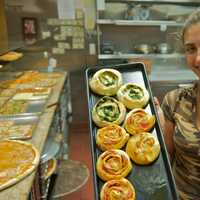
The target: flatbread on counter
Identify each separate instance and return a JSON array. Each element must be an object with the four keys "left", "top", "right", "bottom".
[
  {"left": 0, "top": 123, "right": 35, "bottom": 140},
  {"left": 0, "top": 100, "right": 28, "bottom": 115}
]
